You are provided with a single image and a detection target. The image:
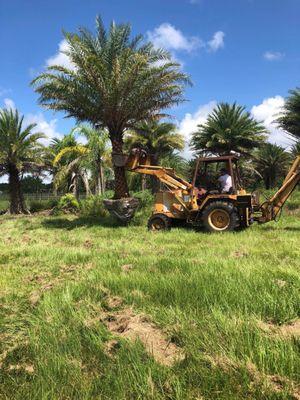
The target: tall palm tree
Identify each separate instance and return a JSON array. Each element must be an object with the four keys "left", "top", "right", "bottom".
[
  {"left": 254, "top": 143, "right": 291, "bottom": 189},
  {"left": 0, "top": 108, "right": 46, "bottom": 214},
  {"left": 191, "top": 103, "right": 267, "bottom": 156},
  {"left": 126, "top": 121, "right": 184, "bottom": 192},
  {"left": 72, "top": 125, "right": 111, "bottom": 195},
  {"left": 291, "top": 141, "right": 300, "bottom": 158},
  {"left": 32, "top": 16, "right": 190, "bottom": 199},
  {"left": 276, "top": 87, "right": 300, "bottom": 141}
]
